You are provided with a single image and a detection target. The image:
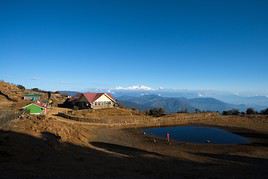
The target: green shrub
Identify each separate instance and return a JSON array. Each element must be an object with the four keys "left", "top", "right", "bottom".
[
  {"left": 177, "top": 109, "right": 188, "bottom": 113},
  {"left": 146, "top": 108, "right": 165, "bottom": 117},
  {"left": 32, "top": 88, "right": 39, "bottom": 92},
  {"left": 246, "top": 108, "right": 256, "bottom": 115},
  {"left": 222, "top": 109, "right": 240, "bottom": 115},
  {"left": 17, "top": 84, "right": 25, "bottom": 90},
  {"left": 260, "top": 108, "right": 268, "bottom": 115}
]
